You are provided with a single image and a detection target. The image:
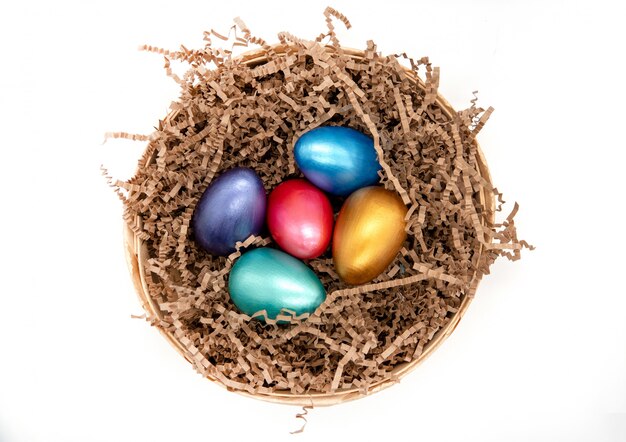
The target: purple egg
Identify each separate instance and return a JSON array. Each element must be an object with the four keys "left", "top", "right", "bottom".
[{"left": 192, "top": 167, "right": 266, "bottom": 256}]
